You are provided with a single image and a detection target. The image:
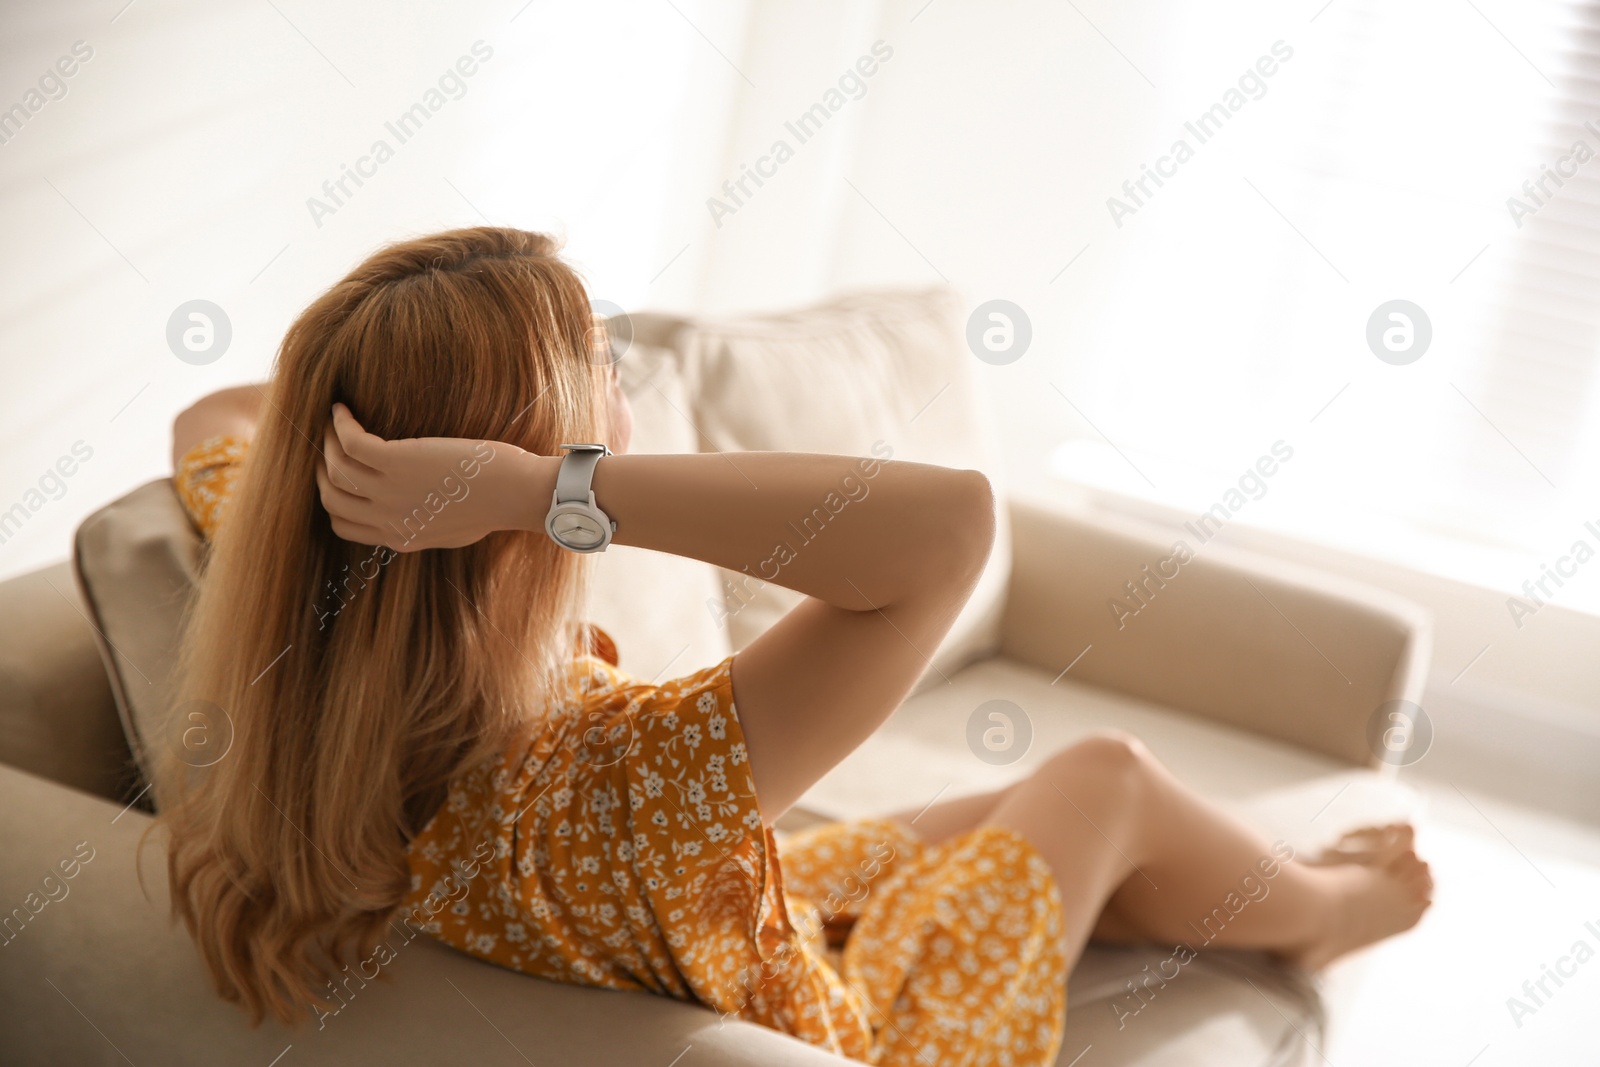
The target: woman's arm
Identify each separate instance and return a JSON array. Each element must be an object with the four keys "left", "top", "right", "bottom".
[
  {"left": 170, "top": 384, "right": 267, "bottom": 470},
  {"left": 317, "top": 404, "right": 996, "bottom": 818}
]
